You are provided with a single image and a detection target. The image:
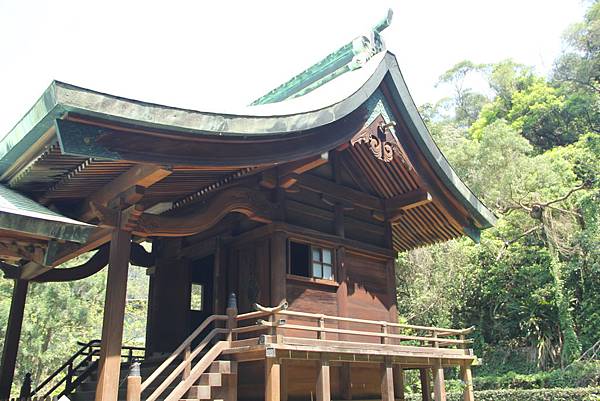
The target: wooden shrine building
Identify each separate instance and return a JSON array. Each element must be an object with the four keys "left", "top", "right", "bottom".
[{"left": 0, "top": 11, "right": 496, "bottom": 401}]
